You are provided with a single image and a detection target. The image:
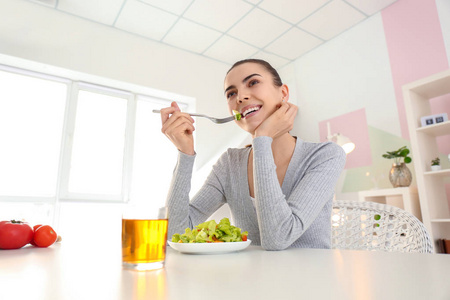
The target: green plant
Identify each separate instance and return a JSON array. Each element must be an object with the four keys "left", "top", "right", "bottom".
[
  {"left": 382, "top": 146, "right": 412, "bottom": 164},
  {"left": 431, "top": 157, "right": 440, "bottom": 166}
]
